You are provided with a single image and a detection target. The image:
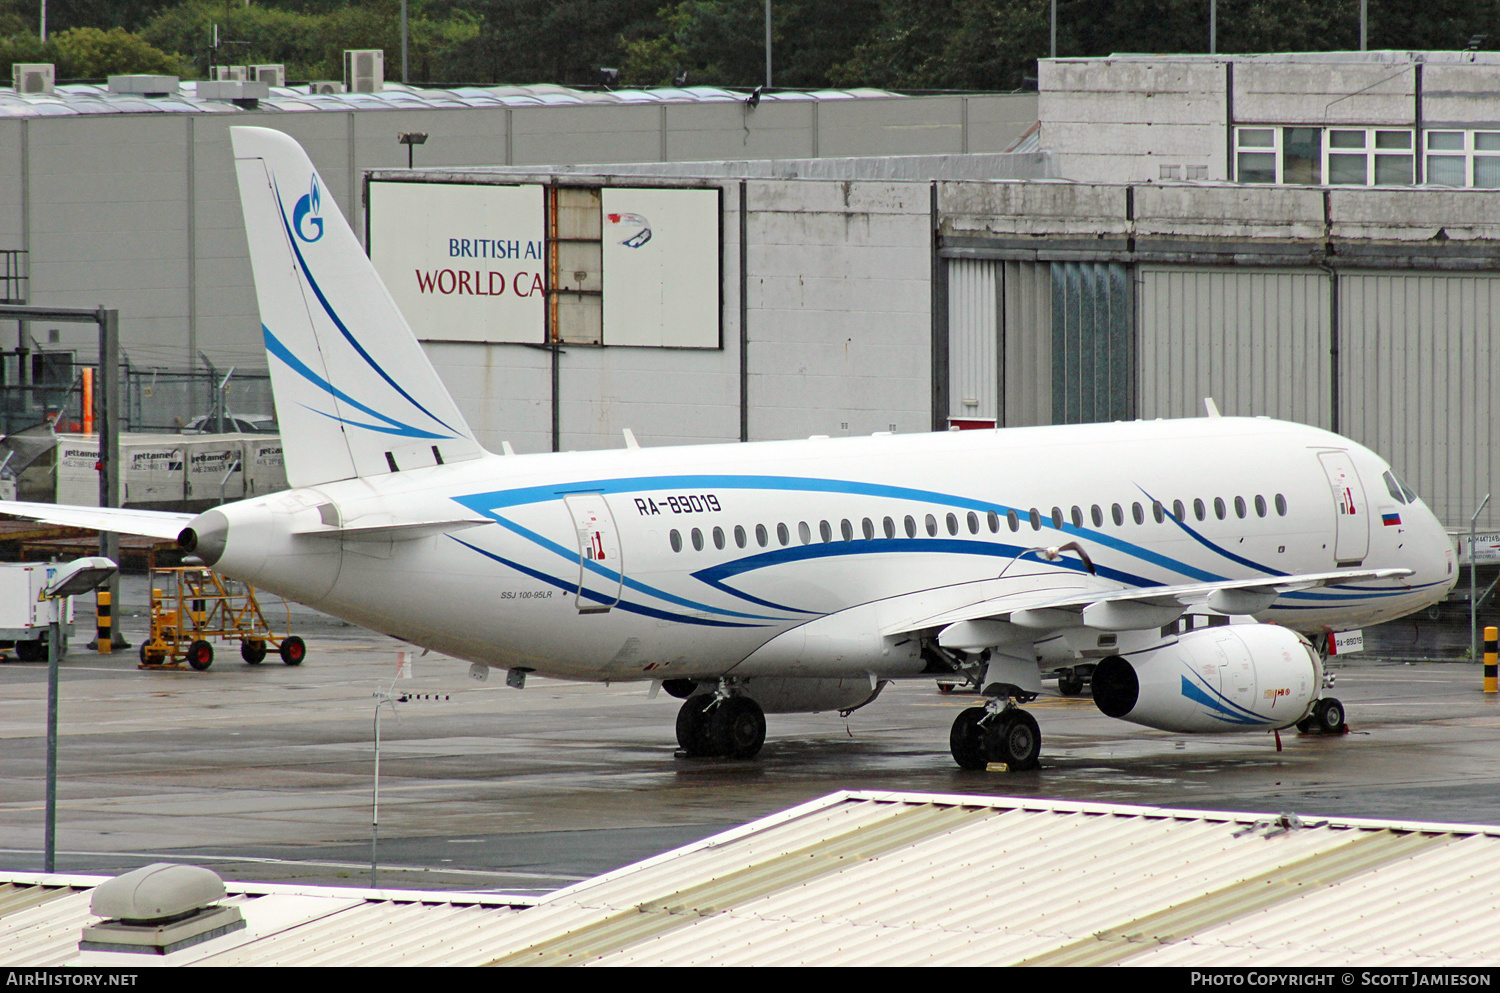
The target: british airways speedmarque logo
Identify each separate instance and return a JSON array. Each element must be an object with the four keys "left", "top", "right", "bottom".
[{"left": 292, "top": 175, "right": 324, "bottom": 243}]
